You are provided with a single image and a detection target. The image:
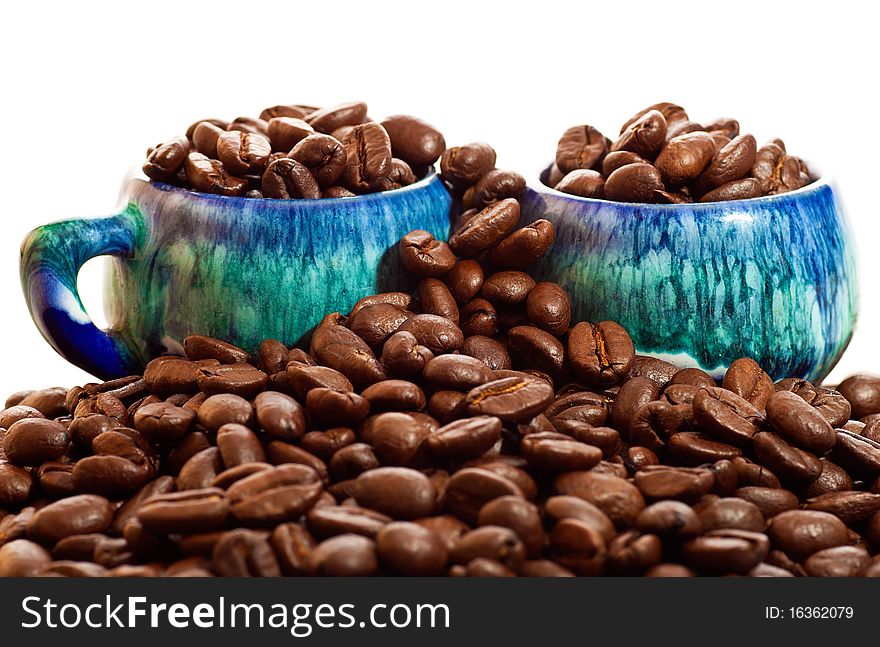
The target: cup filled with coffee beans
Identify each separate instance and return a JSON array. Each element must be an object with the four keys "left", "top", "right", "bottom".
[
  {"left": 20, "top": 102, "right": 451, "bottom": 380},
  {"left": 520, "top": 102, "right": 857, "bottom": 382}
]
